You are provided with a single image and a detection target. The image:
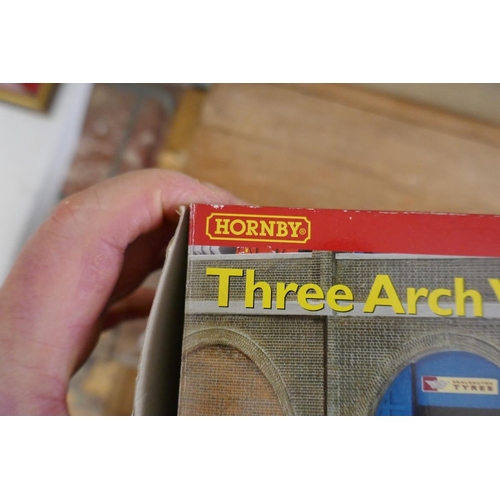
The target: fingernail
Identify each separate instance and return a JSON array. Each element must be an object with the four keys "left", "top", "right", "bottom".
[
  {"left": 200, "top": 181, "right": 227, "bottom": 193},
  {"left": 200, "top": 181, "right": 250, "bottom": 205}
]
